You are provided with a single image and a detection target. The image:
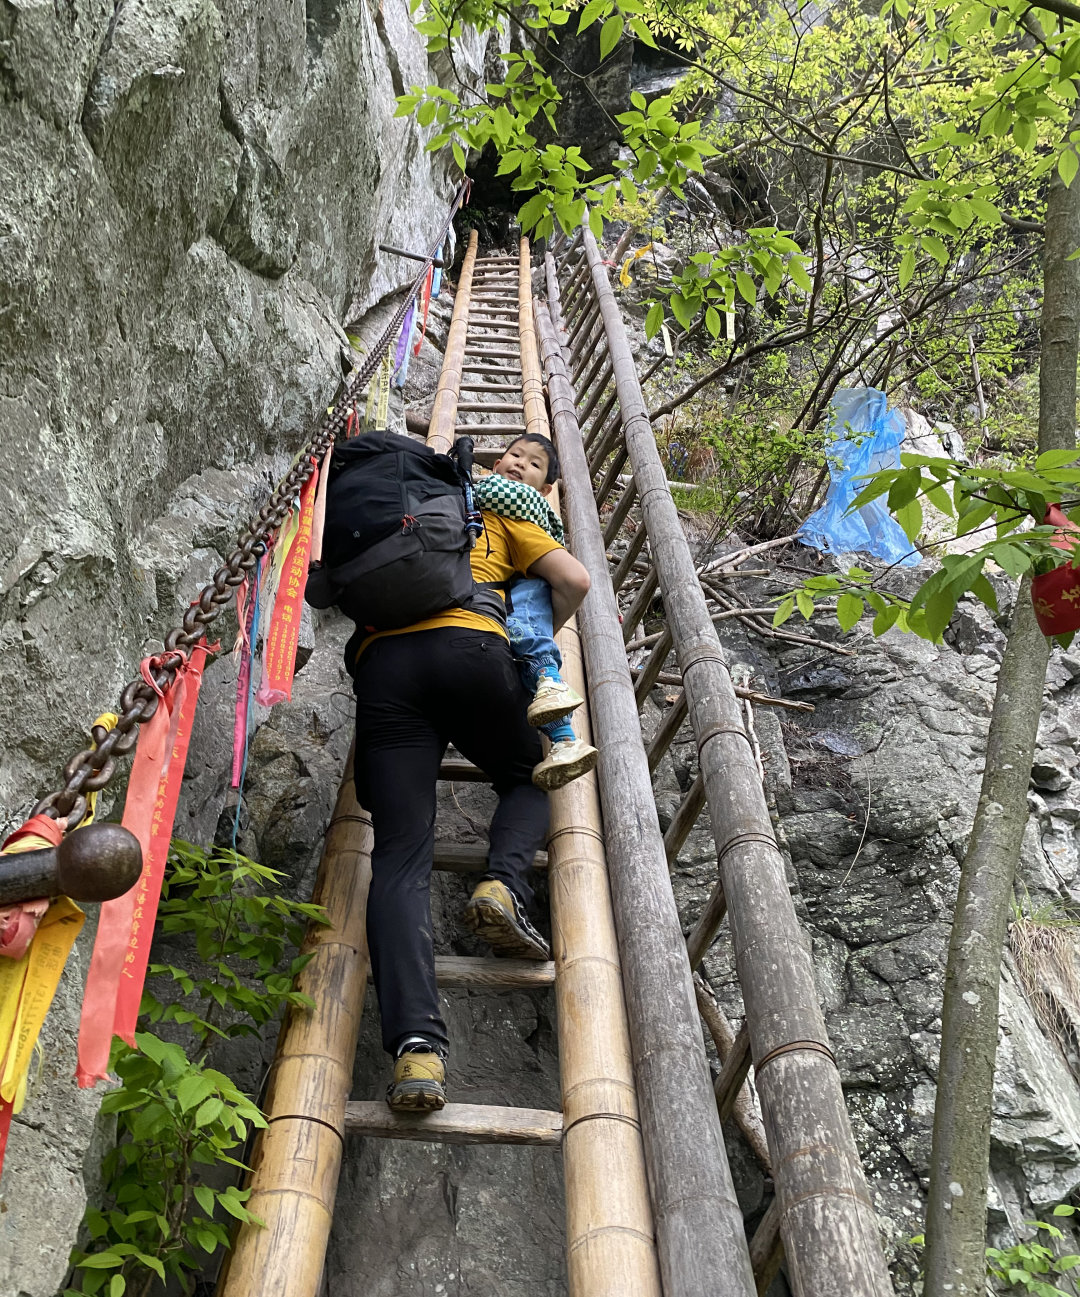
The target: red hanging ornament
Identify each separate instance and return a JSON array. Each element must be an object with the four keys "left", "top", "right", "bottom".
[{"left": 1031, "top": 505, "right": 1080, "bottom": 635}]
